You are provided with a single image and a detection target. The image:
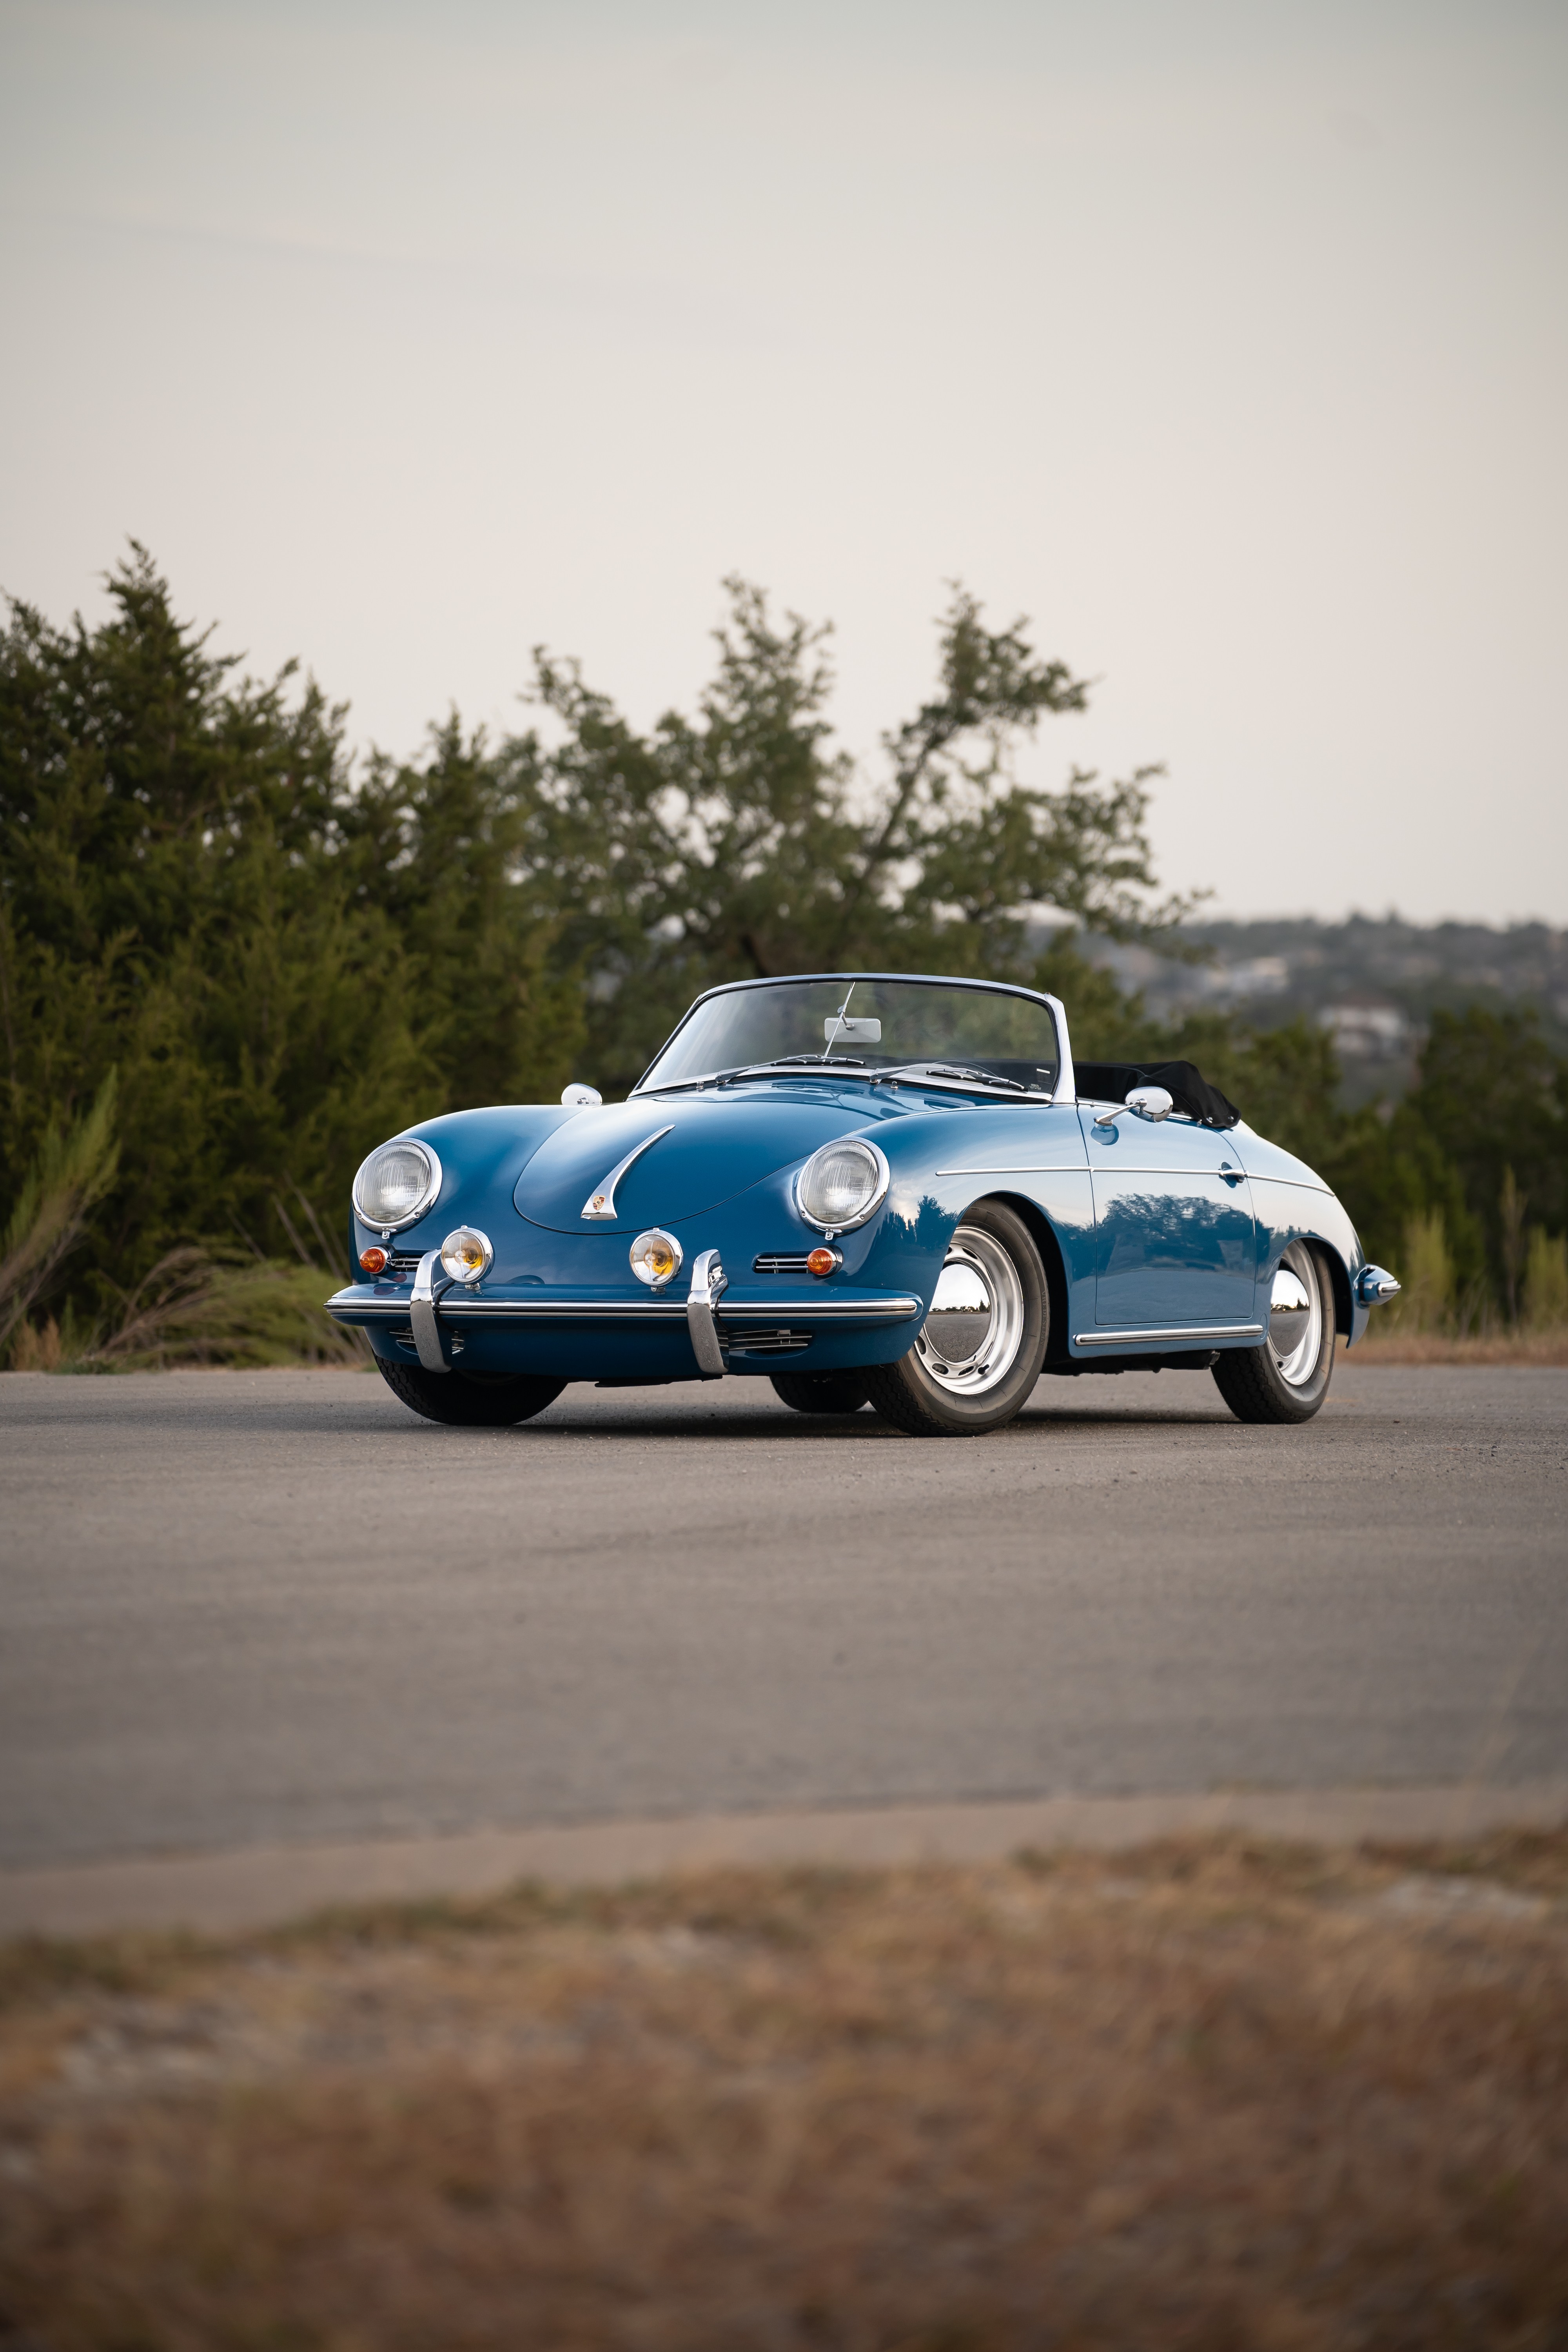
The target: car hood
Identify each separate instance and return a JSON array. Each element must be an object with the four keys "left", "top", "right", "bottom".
[{"left": 512, "top": 1089, "right": 893, "bottom": 1233}]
